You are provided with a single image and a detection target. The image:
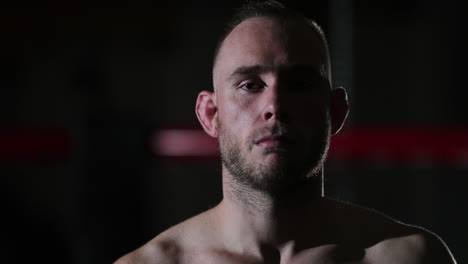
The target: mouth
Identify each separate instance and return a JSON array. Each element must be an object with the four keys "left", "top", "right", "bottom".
[{"left": 254, "top": 134, "right": 291, "bottom": 149}]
